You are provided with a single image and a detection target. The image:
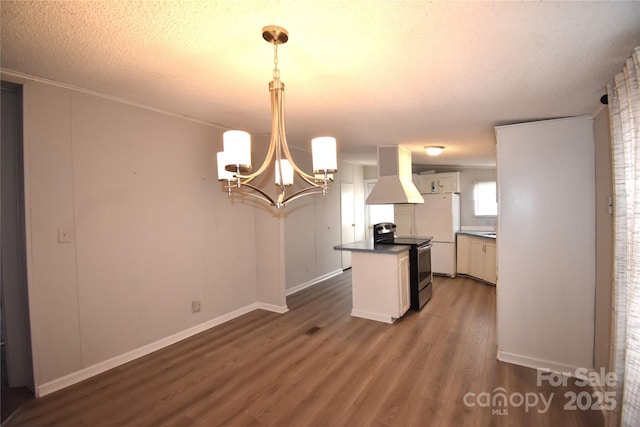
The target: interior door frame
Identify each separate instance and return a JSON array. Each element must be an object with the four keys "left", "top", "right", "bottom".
[
  {"left": 364, "top": 179, "right": 394, "bottom": 240},
  {"left": 1, "top": 81, "right": 34, "bottom": 391},
  {"left": 340, "top": 182, "right": 355, "bottom": 269}
]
